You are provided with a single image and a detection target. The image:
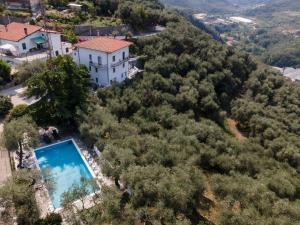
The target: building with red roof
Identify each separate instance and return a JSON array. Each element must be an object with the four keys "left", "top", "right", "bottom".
[
  {"left": 0, "top": 22, "right": 69, "bottom": 58},
  {"left": 73, "top": 37, "right": 133, "bottom": 87}
]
